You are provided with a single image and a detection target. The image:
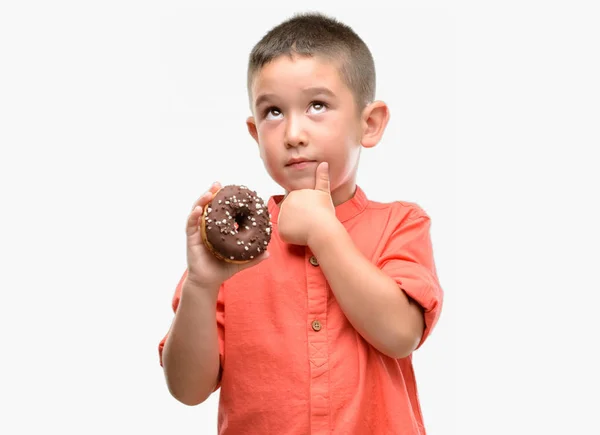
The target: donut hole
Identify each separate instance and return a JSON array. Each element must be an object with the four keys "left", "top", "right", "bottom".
[{"left": 233, "top": 211, "right": 249, "bottom": 231}]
